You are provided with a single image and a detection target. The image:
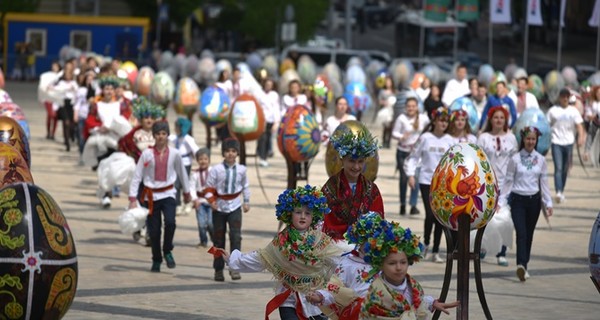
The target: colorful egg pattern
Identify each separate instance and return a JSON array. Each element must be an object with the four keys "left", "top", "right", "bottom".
[
  {"left": 277, "top": 105, "right": 321, "bottom": 162},
  {"left": 0, "top": 117, "right": 31, "bottom": 168},
  {"left": 174, "top": 77, "right": 200, "bottom": 115},
  {"left": 228, "top": 94, "right": 265, "bottom": 141},
  {"left": 198, "top": 86, "right": 230, "bottom": 125}
]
